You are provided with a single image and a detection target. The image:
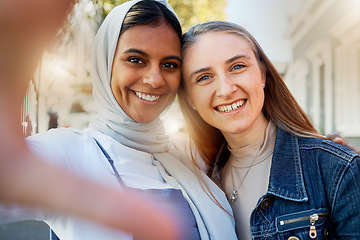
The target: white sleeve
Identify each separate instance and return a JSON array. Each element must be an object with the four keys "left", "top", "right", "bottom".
[
  {"left": 0, "top": 128, "right": 83, "bottom": 225},
  {"left": 0, "top": 203, "right": 49, "bottom": 224}
]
